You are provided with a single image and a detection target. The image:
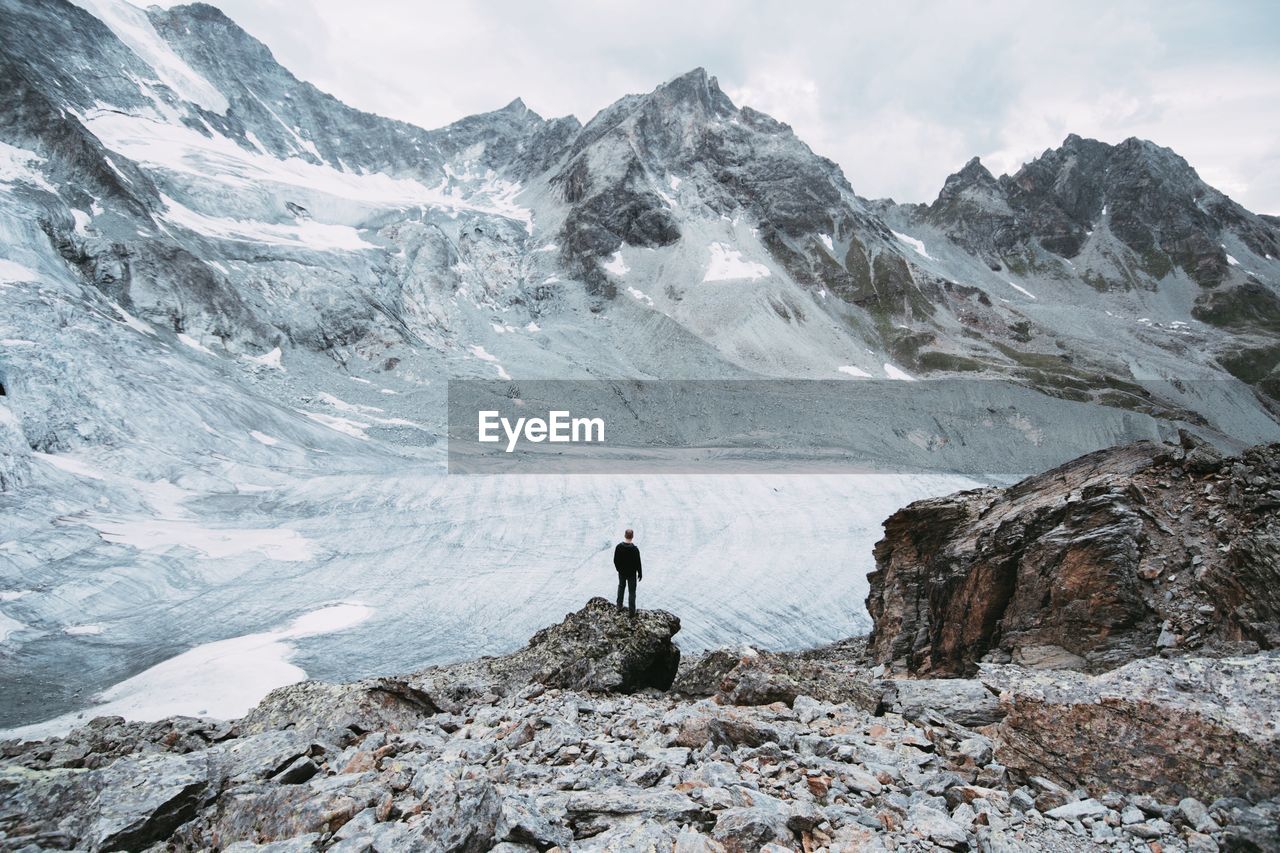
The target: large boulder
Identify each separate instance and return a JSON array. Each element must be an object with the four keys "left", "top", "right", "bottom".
[
  {"left": 242, "top": 599, "right": 681, "bottom": 739},
  {"left": 878, "top": 678, "right": 1004, "bottom": 727},
  {"left": 673, "top": 643, "right": 880, "bottom": 712},
  {"left": 866, "top": 439, "right": 1280, "bottom": 675},
  {"left": 511, "top": 597, "right": 682, "bottom": 693},
  {"left": 412, "top": 597, "right": 682, "bottom": 701},
  {"left": 981, "top": 652, "right": 1280, "bottom": 802},
  {"left": 238, "top": 677, "right": 441, "bottom": 740}
]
